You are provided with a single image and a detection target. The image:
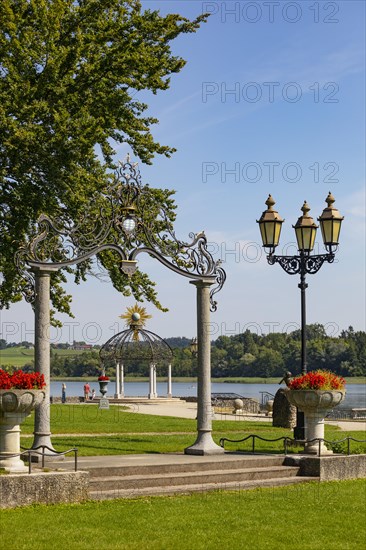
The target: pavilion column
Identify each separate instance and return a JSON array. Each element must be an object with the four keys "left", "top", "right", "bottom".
[
  {"left": 153, "top": 364, "right": 157, "bottom": 398},
  {"left": 120, "top": 363, "right": 125, "bottom": 398},
  {"left": 115, "top": 361, "right": 120, "bottom": 398},
  {"left": 185, "top": 279, "right": 224, "bottom": 455},
  {"left": 167, "top": 364, "right": 172, "bottom": 399},
  {"left": 31, "top": 268, "right": 61, "bottom": 458},
  {"left": 148, "top": 363, "right": 154, "bottom": 399}
]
